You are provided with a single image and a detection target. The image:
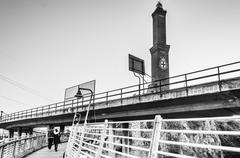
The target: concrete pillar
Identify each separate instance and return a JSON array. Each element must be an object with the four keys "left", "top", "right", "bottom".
[
  {"left": 47, "top": 125, "right": 53, "bottom": 141},
  {"left": 30, "top": 128, "right": 33, "bottom": 135},
  {"left": 60, "top": 125, "right": 65, "bottom": 133},
  {"left": 18, "top": 127, "right": 22, "bottom": 137},
  {"left": 26, "top": 128, "right": 33, "bottom": 136},
  {"left": 9, "top": 129, "right": 14, "bottom": 138},
  {"left": 47, "top": 125, "right": 54, "bottom": 131},
  {"left": 60, "top": 125, "right": 65, "bottom": 142}
]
